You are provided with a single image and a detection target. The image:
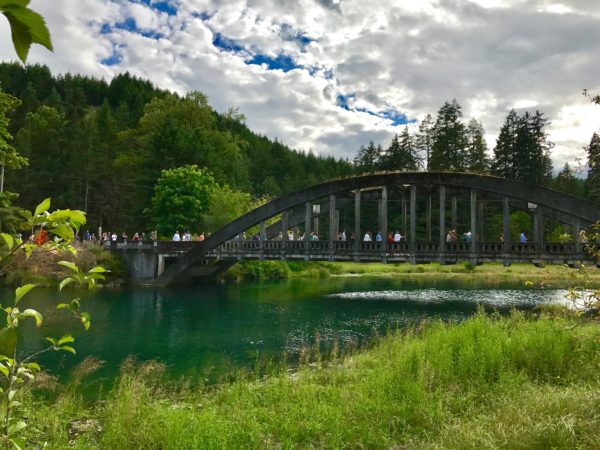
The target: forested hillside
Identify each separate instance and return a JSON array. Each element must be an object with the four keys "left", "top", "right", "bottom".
[{"left": 0, "top": 63, "right": 353, "bottom": 232}]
